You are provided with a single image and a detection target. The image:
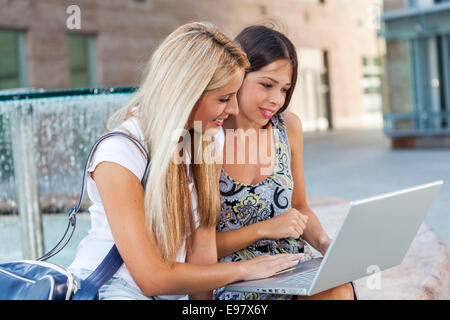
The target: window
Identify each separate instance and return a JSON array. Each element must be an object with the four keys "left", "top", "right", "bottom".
[
  {"left": 362, "top": 56, "right": 383, "bottom": 113},
  {"left": 67, "top": 34, "right": 96, "bottom": 88},
  {"left": 422, "top": 35, "right": 450, "bottom": 129},
  {"left": 385, "top": 35, "right": 450, "bottom": 131},
  {"left": 290, "top": 48, "right": 331, "bottom": 131},
  {"left": 384, "top": 39, "right": 416, "bottom": 130},
  {"left": 407, "top": 0, "right": 450, "bottom": 7},
  {"left": 0, "top": 29, "right": 26, "bottom": 90}
]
